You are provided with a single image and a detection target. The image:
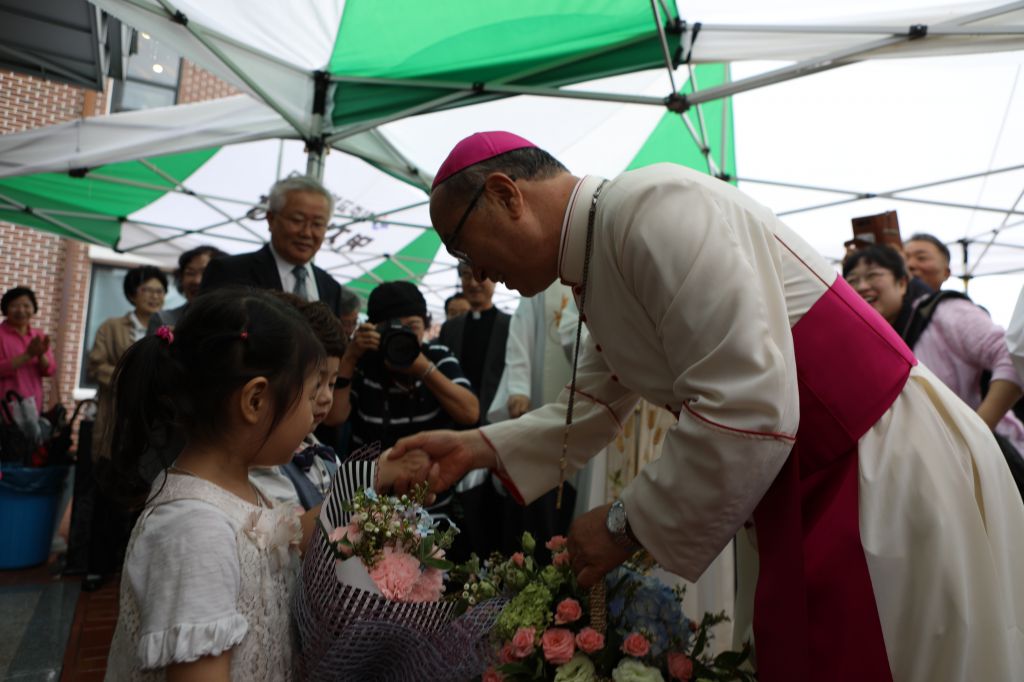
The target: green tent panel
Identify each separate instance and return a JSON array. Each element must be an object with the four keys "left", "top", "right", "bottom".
[
  {"left": 0, "top": 148, "right": 218, "bottom": 245},
  {"left": 343, "top": 229, "right": 443, "bottom": 298},
  {"left": 627, "top": 64, "right": 736, "bottom": 181},
  {"left": 329, "top": 0, "right": 681, "bottom": 127}
]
